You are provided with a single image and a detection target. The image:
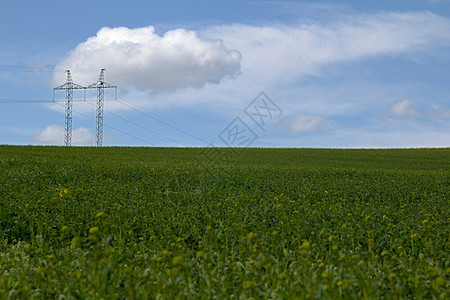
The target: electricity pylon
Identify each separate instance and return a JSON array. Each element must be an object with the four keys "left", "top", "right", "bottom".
[
  {"left": 53, "top": 70, "right": 85, "bottom": 146},
  {"left": 86, "top": 69, "right": 117, "bottom": 147}
]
